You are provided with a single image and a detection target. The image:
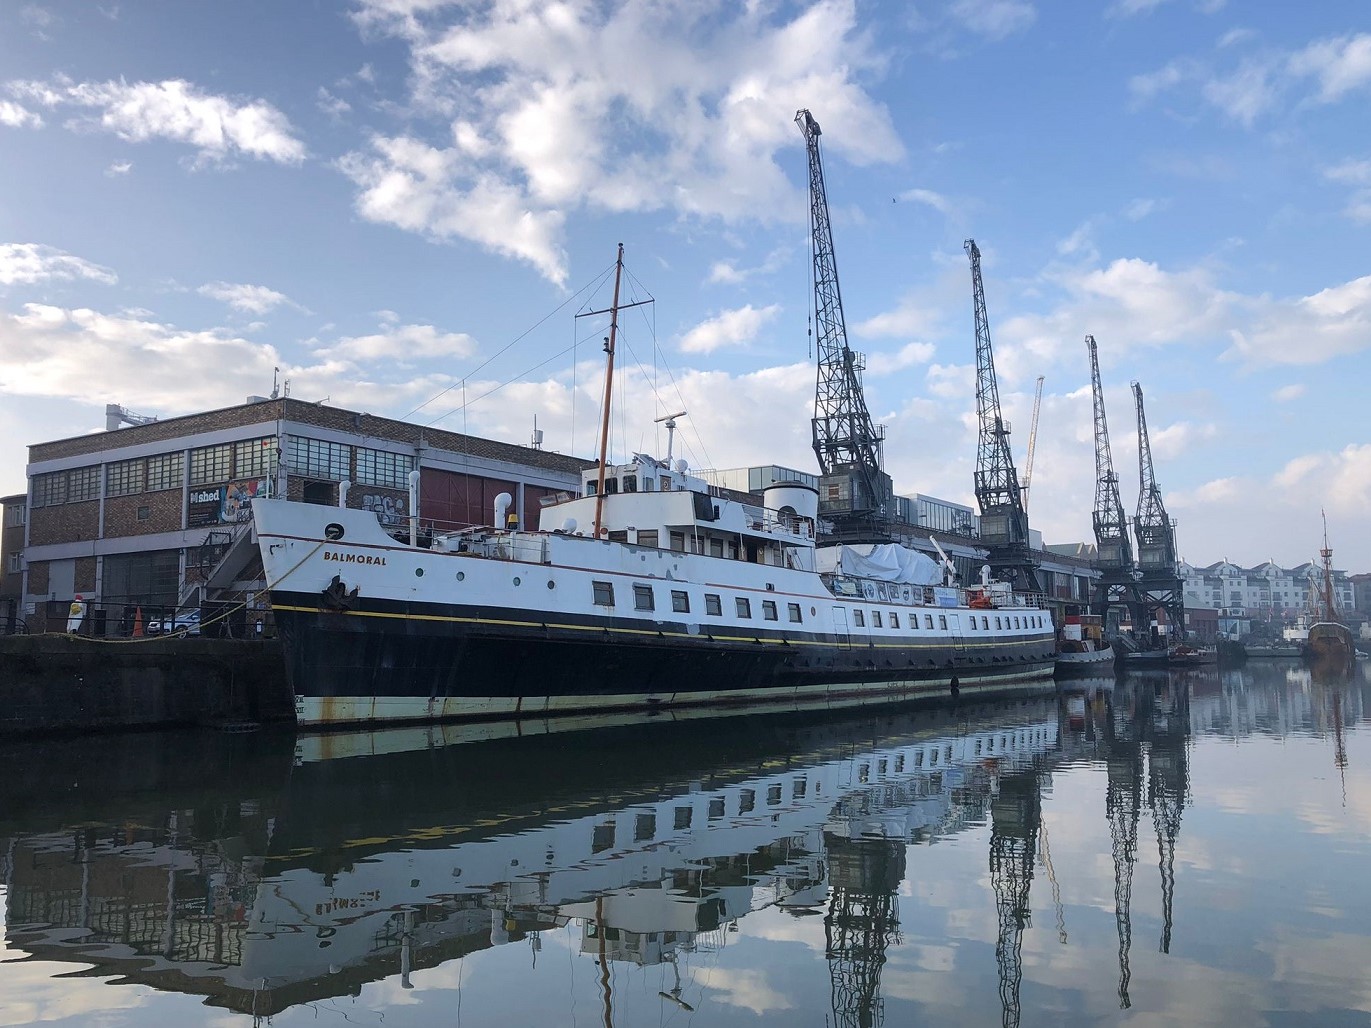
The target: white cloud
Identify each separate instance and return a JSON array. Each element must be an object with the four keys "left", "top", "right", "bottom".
[
  {"left": 948, "top": 0, "right": 1036, "bottom": 39},
  {"left": 316, "top": 86, "right": 351, "bottom": 119},
  {"left": 0, "top": 243, "right": 116, "bottom": 286},
  {"left": 1325, "top": 159, "right": 1371, "bottom": 185},
  {"left": 341, "top": 0, "right": 901, "bottom": 284},
  {"left": 1225, "top": 275, "right": 1371, "bottom": 365},
  {"left": 1129, "top": 59, "right": 1195, "bottom": 102},
  {"left": 1123, "top": 197, "right": 1166, "bottom": 220},
  {"left": 197, "top": 281, "right": 298, "bottom": 315},
  {"left": 0, "top": 99, "right": 42, "bottom": 128},
  {"left": 1272, "top": 383, "right": 1305, "bottom": 402},
  {"left": 706, "top": 247, "right": 789, "bottom": 286},
  {"left": 897, "top": 187, "right": 955, "bottom": 216},
  {"left": 320, "top": 322, "right": 478, "bottom": 361},
  {"left": 678, "top": 303, "right": 780, "bottom": 354},
  {"left": 867, "top": 341, "right": 936, "bottom": 374},
  {"left": 4, "top": 76, "right": 306, "bottom": 164},
  {"left": 1202, "top": 56, "right": 1280, "bottom": 126},
  {"left": 1289, "top": 33, "right": 1371, "bottom": 102},
  {"left": 104, "top": 160, "right": 132, "bottom": 176}
]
